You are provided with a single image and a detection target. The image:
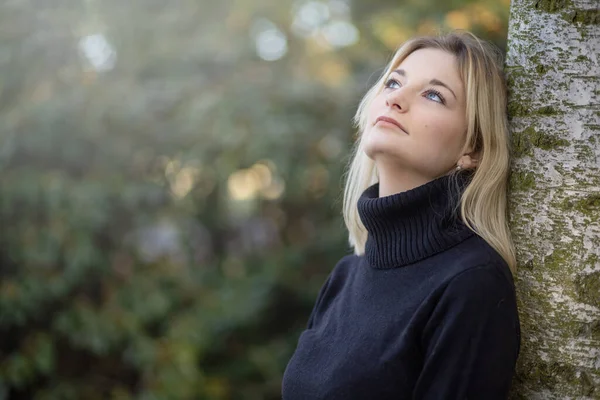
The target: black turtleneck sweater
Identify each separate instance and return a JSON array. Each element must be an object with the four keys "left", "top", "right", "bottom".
[{"left": 281, "top": 173, "right": 521, "bottom": 399}]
